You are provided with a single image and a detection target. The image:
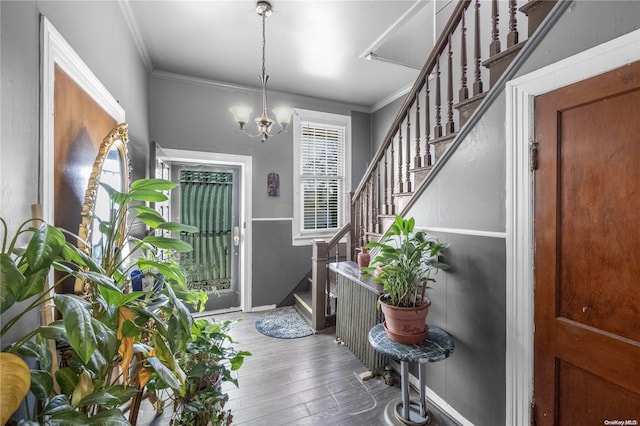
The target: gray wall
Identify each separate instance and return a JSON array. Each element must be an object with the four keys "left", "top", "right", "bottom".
[
  {"left": 149, "top": 75, "right": 371, "bottom": 307},
  {"left": 401, "top": 1, "right": 640, "bottom": 425},
  {"left": 0, "top": 1, "right": 150, "bottom": 346}
]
